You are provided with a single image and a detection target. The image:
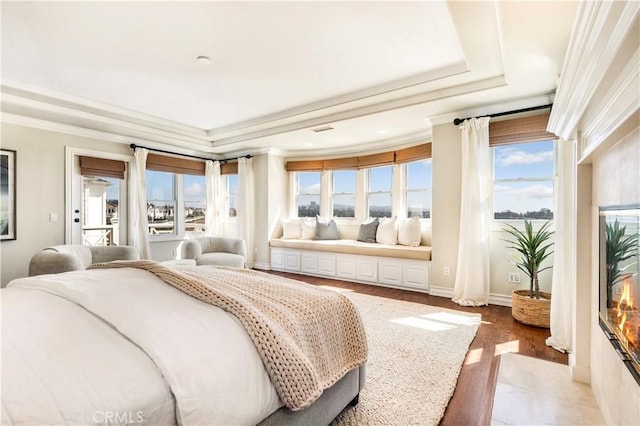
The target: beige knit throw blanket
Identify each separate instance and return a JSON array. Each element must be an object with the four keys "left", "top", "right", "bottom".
[{"left": 88, "top": 260, "right": 368, "bottom": 411}]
